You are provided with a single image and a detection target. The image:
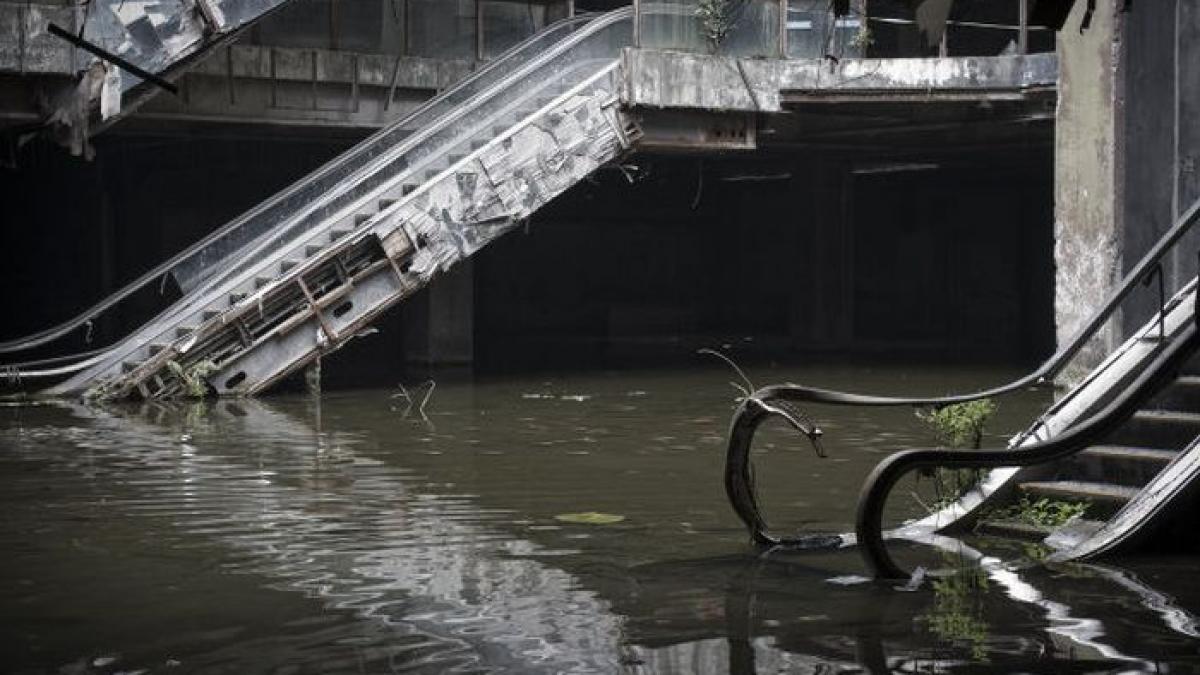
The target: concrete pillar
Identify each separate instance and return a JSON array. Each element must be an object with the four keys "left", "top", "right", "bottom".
[
  {"left": 404, "top": 261, "right": 475, "bottom": 369},
  {"left": 1053, "top": 0, "right": 1123, "bottom": 383},
  {"left": 1174, "top": 2, "right": 1200, "bottom": 285}
]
